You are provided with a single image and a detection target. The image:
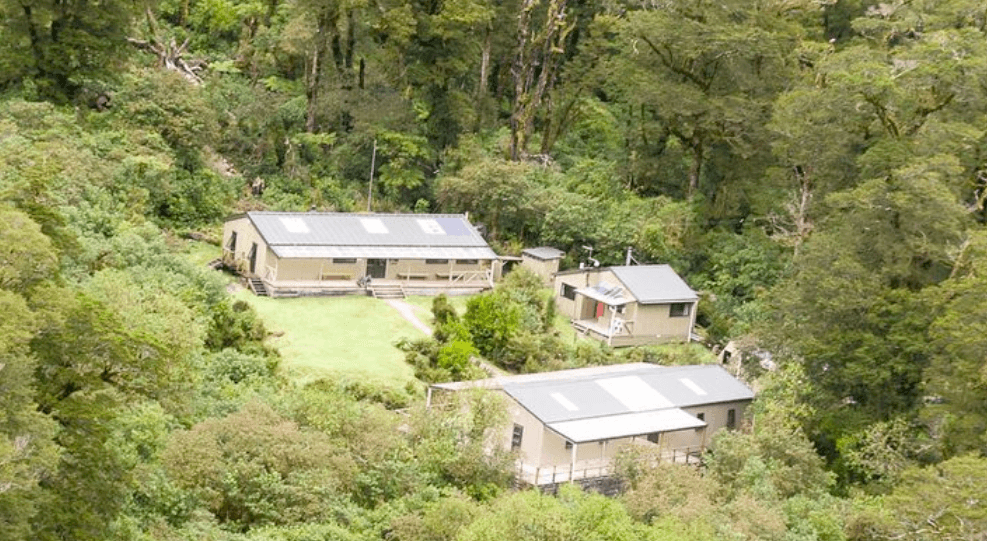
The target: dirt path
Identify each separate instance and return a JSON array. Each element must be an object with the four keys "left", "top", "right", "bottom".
[{"left": 385, "top": 299, "right": 433, "bottom": 336}]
